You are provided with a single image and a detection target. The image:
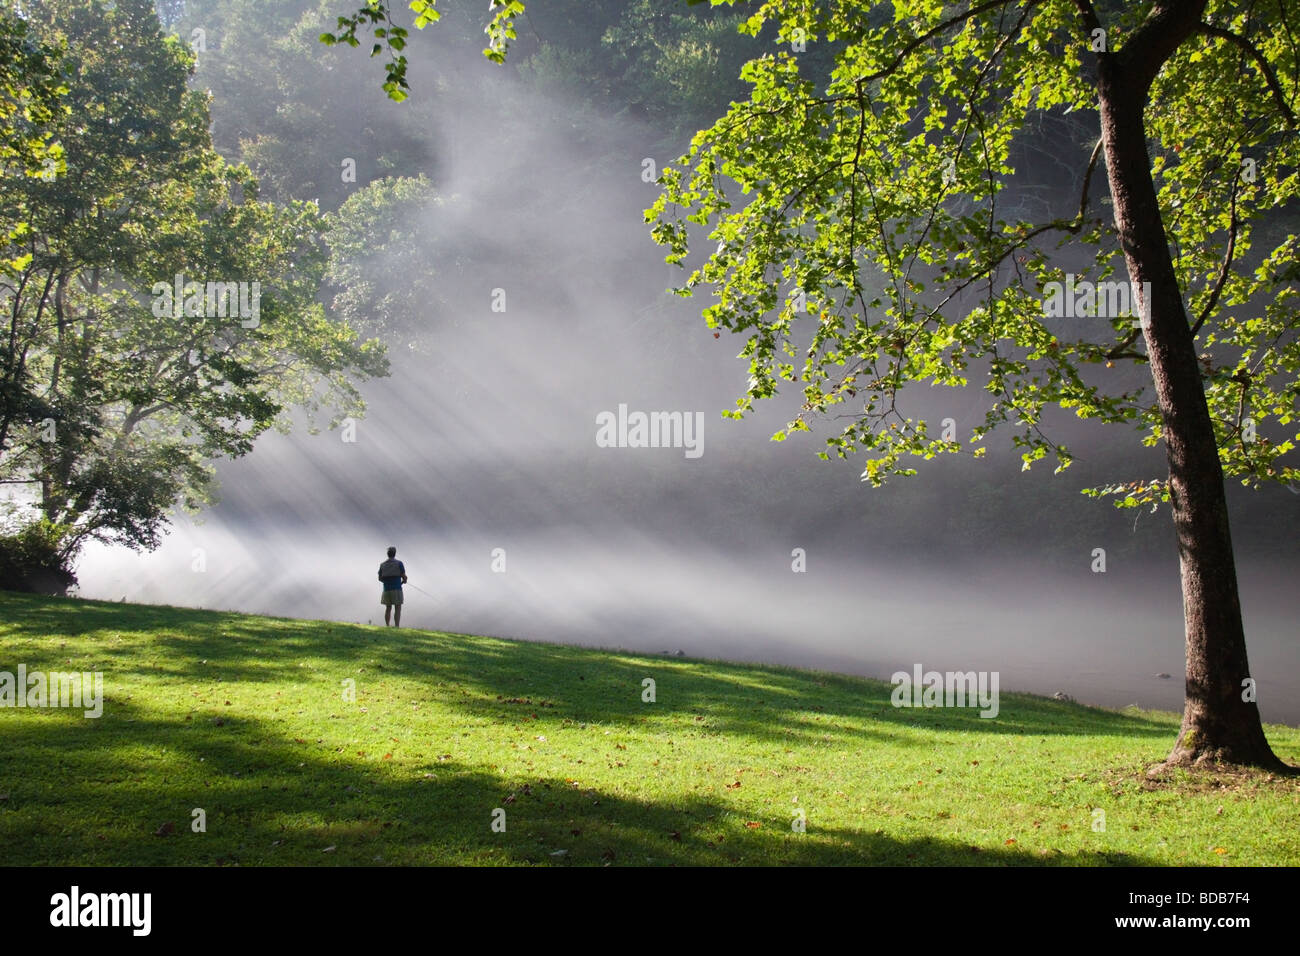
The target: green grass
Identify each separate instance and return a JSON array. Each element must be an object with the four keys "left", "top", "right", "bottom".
[{"left": 1, "top": 591, "right": 1298, "bottom": 866}]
